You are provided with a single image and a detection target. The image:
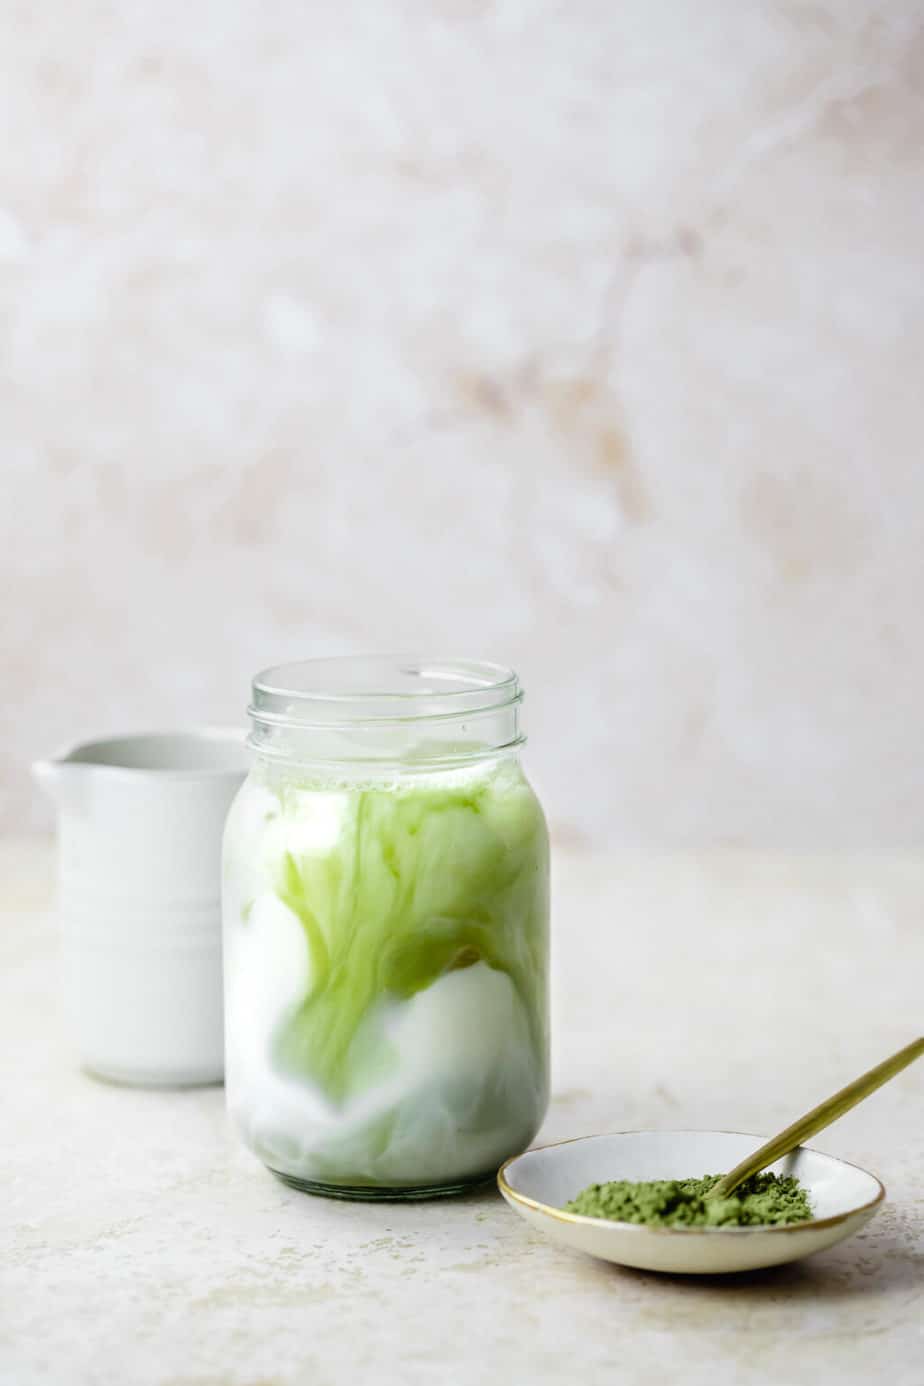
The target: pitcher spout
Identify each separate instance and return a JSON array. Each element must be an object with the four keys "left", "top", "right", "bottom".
[{"left": 32, "top": 747, "right": 88, "bottom": 807}]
